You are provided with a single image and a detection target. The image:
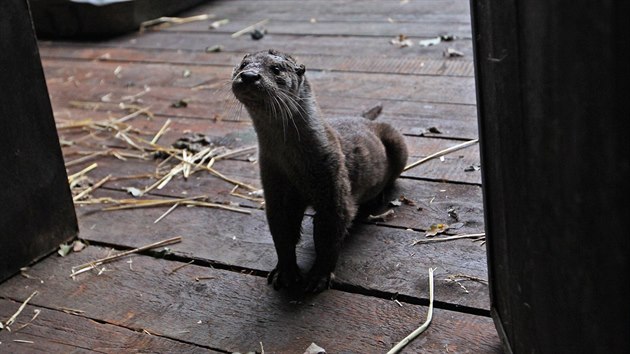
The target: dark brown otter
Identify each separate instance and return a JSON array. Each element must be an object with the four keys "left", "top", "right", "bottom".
[{"left": 231, "top": 49, "right": 408, "bottom": 292}]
